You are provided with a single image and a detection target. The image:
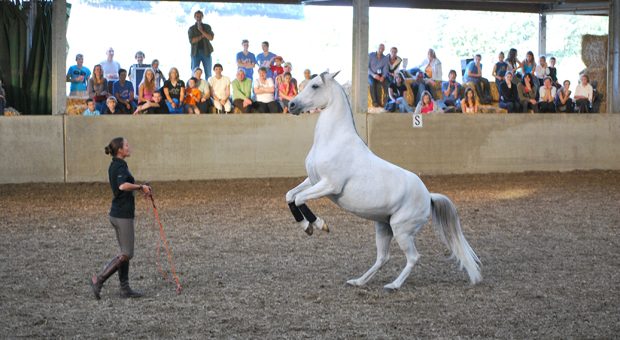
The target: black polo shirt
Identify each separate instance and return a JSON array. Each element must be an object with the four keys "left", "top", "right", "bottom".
[{"left": 108, "top": 157, "right": 135, "bottom": 219}]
